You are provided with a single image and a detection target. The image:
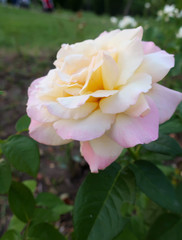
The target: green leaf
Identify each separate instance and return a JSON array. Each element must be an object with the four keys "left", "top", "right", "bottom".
[
  {"left": 33, "top": 192, "right": 73, "bottom": 224},
  {"left": 147, "top": 213, "right": 182, "bottom": 240},
  {"left": 114, "top": 226, "right": 138, "bottom": 240},
  {"left": 130, "top": 161, "right": 181, "bottom": 213},
  {"left": 2, "top": 135, "right": 40, "bottom": 177},
  {"left": 8, "top": 181, "right": 36, "bottom": 223},
  {"left": 32, "top": 208, "right": 61, "bottom": 224},
  {"left": 0, "top": 159, "right": 12, "bottom": 194},
  {"left": 1, "top": 230, "right": 21, "bottom": 240},
  {"left": 36, "top": 192, "right": 73, "bottom": 214},
  {"left": 144, "top": 134, "right": 182, "bottom": 156},
  {"left": 15, "top": 115, "right": 30, "bottom": 133},
  {"left": 23, "top": 180, "right": 37, "bottom": 193},
  {"left": 28, "top": 223, "right": 65, "bottom": 240},
  {"left": 73, "top": 163, "right": 136, "bottom": 240},
  {"left": 140, "top": 151, "right": 173, "bottom": 164},
  {"left": 160, "top": 118, "right": 182, "bottom": 134},
  {"left": 8, "top": 215, "right": 26, "bottom": 233}
]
